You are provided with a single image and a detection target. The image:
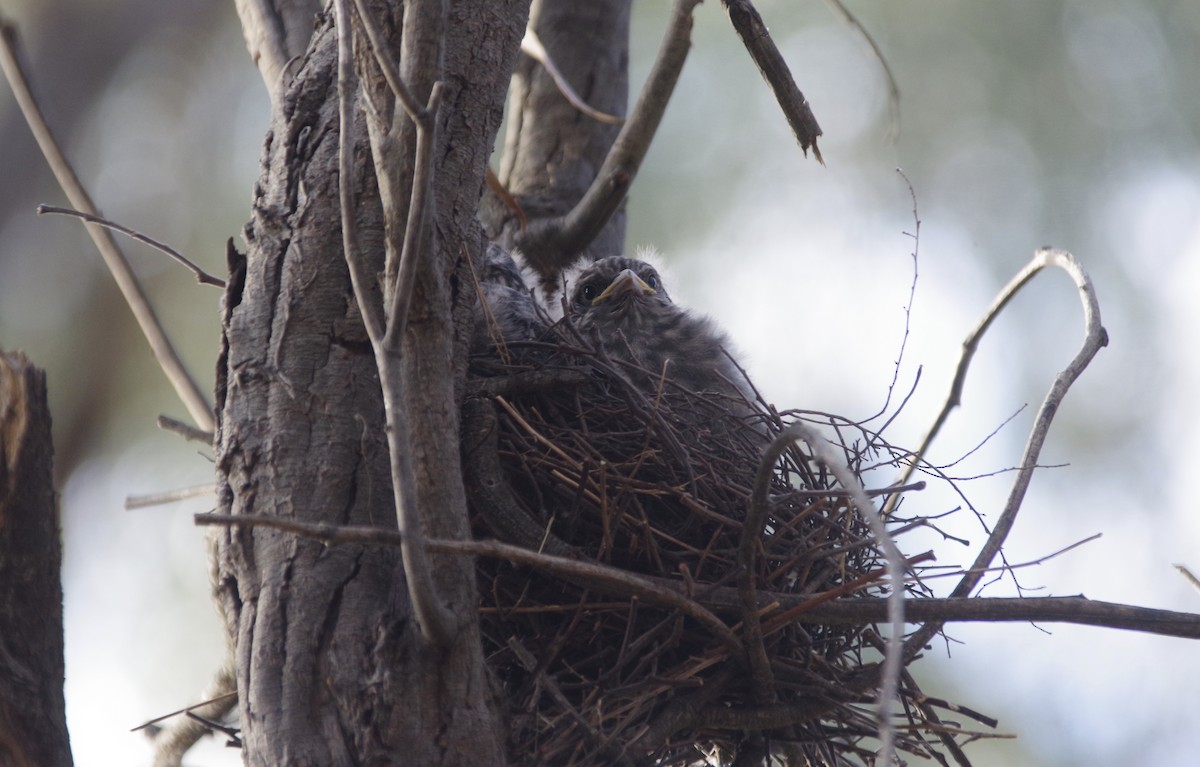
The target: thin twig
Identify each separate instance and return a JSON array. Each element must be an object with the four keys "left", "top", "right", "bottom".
[
  {"left": 382, "top": 82, "right": 441, "bottom": 350},
  {"left": 1176, "top": 564, "right": 1200, "bottom": 594},
  {"left": 333, "top": 0, "right": 385, "bottom": 345},
  {"left": 904, "top": 248, "right": 1108, "bottom": 657},
  {"left": 518, "top": 0, "right": 703, "bottom": 271},
  {"left": 193, "top": 513, "right": 745, "bottom": 654},
  {"left": 521, "top": 26, "right": 625, "bottom": 125},
  {"left": 0, "top": 21, "right": 214, "bottom": 431},
  {"left": 125, "top": 484, "right": 217, "bottom": 510},
  {"left": 37, "top": 205, "right": 226, "bottom": 288},
  {"left": 821, "top": 0, "right": 900, "bottom": 141},
  {"left": 721, "top": 0, "right": 823, "bottom": 162},
  {"left": 760, "top": 423, "right": 905, "bottom": 764},
  {"left": 156, "top": 414, "right": 214, "bottom": 444},
  {"left": 349, "top": 0, "right": 425, "bottom": 121}
]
